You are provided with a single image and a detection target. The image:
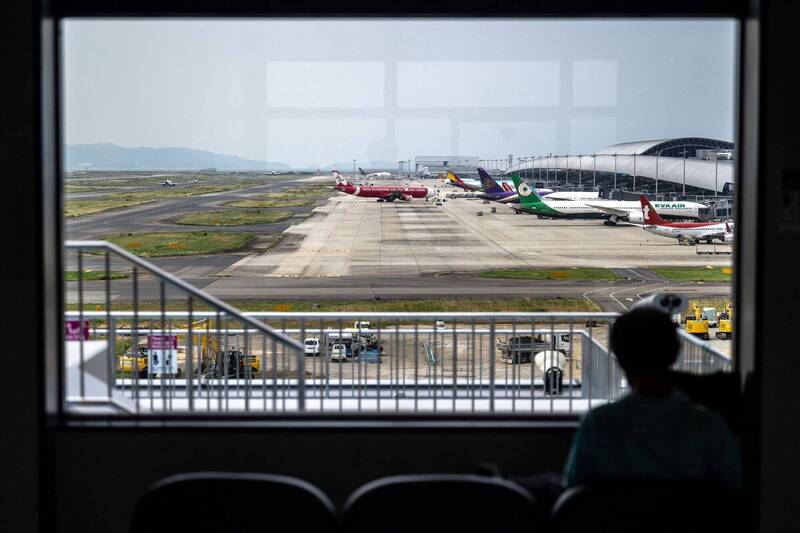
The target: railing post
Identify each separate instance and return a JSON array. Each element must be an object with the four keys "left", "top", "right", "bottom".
[
  {"left": 489, "top": 319, "right": 496, "bottom": 412},
  {"left": 298, "top": 317, "right": 306, "bottom": 412}
]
